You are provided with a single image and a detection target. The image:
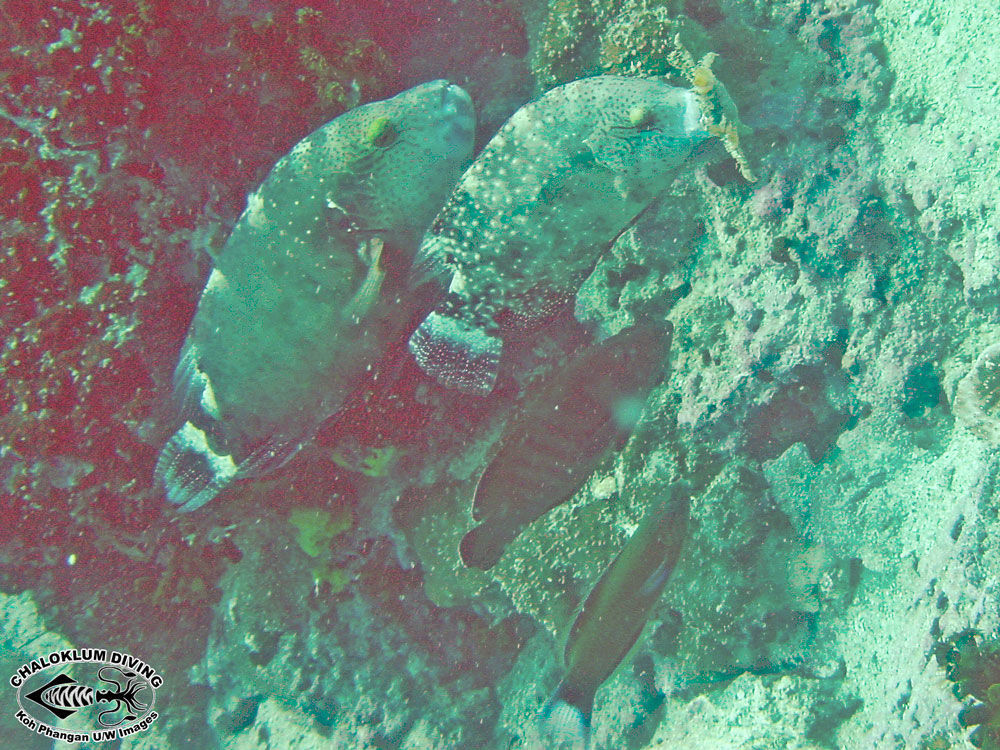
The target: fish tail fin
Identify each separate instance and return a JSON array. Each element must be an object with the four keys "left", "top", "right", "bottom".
[
  {"left": 172, "top": 342, "right": 209, "bottom": 420},
  {"left": 154, "top": 422, "right": 237, "bottom": 512},
  {"left": 407, "top": 310, "right": 501, "bottom": 395},
  {"left": 458, "top": 522, "right": 508, "bottom": 570},
  {"left": 539, "top": 686, "right": 592, "bottom": 750}
]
